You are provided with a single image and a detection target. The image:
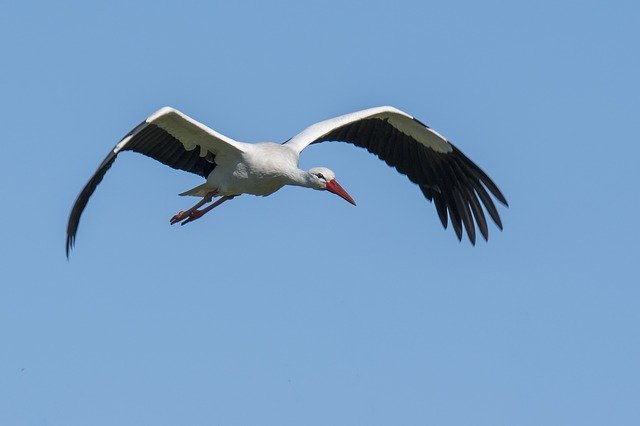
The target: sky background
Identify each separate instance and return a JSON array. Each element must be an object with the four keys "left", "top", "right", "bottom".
[{"left": 1, "top": 0, "right": 639, "bottom": 424}]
